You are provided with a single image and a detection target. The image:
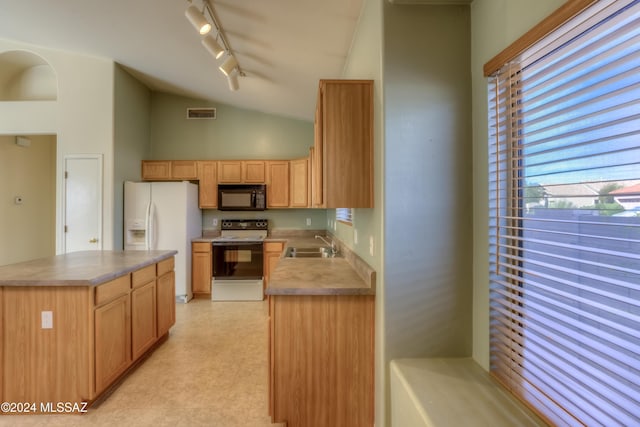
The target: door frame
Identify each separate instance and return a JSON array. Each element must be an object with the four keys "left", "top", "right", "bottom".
[{"left": 62, "top": 154, "right": 103, "bottom": 253}]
